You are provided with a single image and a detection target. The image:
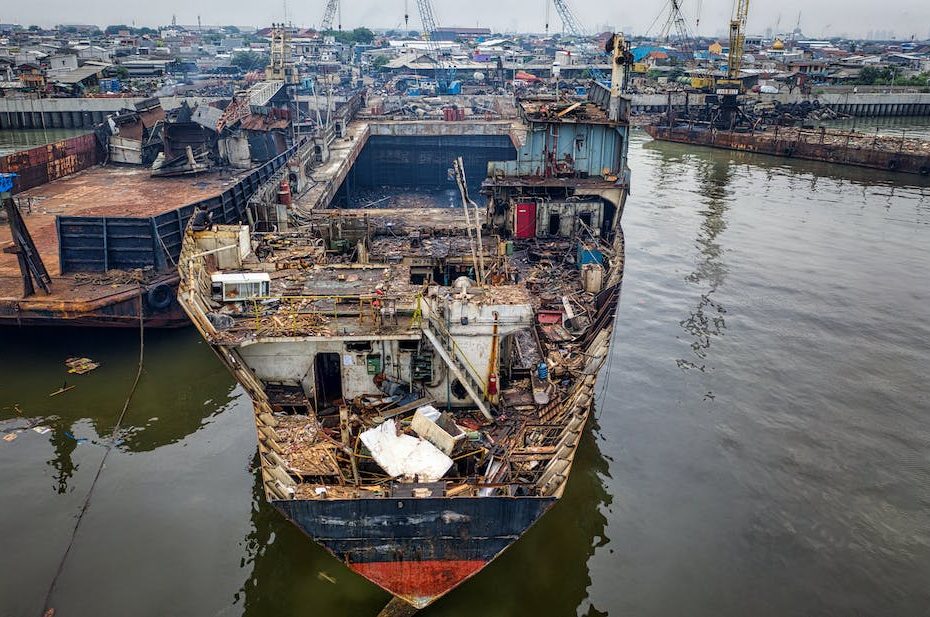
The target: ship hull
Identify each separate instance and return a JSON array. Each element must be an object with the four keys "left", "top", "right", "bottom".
[
  {"left": 0, "top": 275, "right": 188, "bottom": 328},
  {"left": 274, "top": 494, "right": 558, "bottom": 608},
  {"left": 645, "top": 124, "right": 930, "bottom": 175}
]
